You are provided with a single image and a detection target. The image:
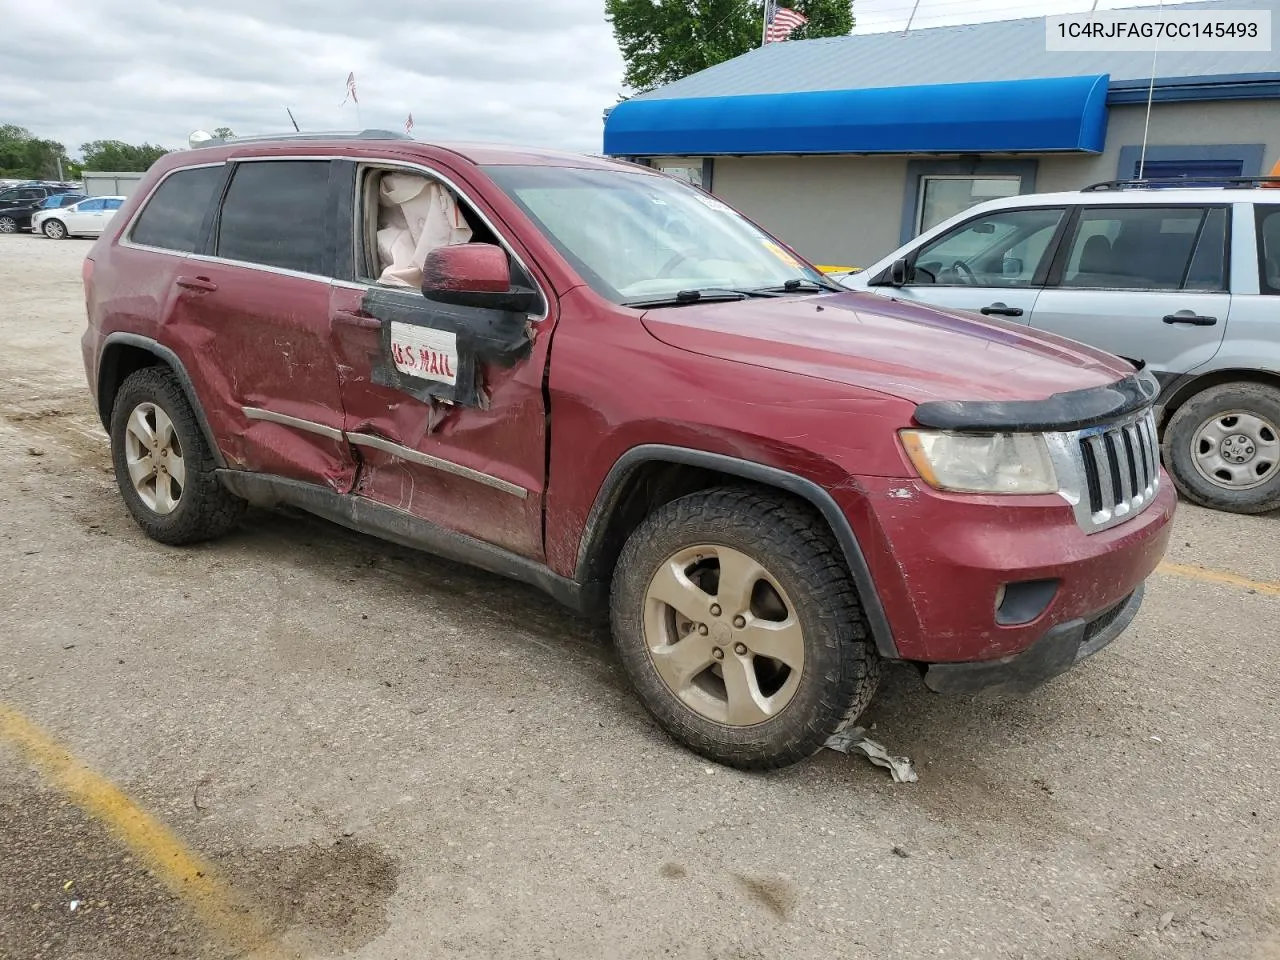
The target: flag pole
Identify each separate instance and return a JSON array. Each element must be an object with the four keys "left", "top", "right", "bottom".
[{"left": 761, "top": 1, "right": 770, "bottom": 47}]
